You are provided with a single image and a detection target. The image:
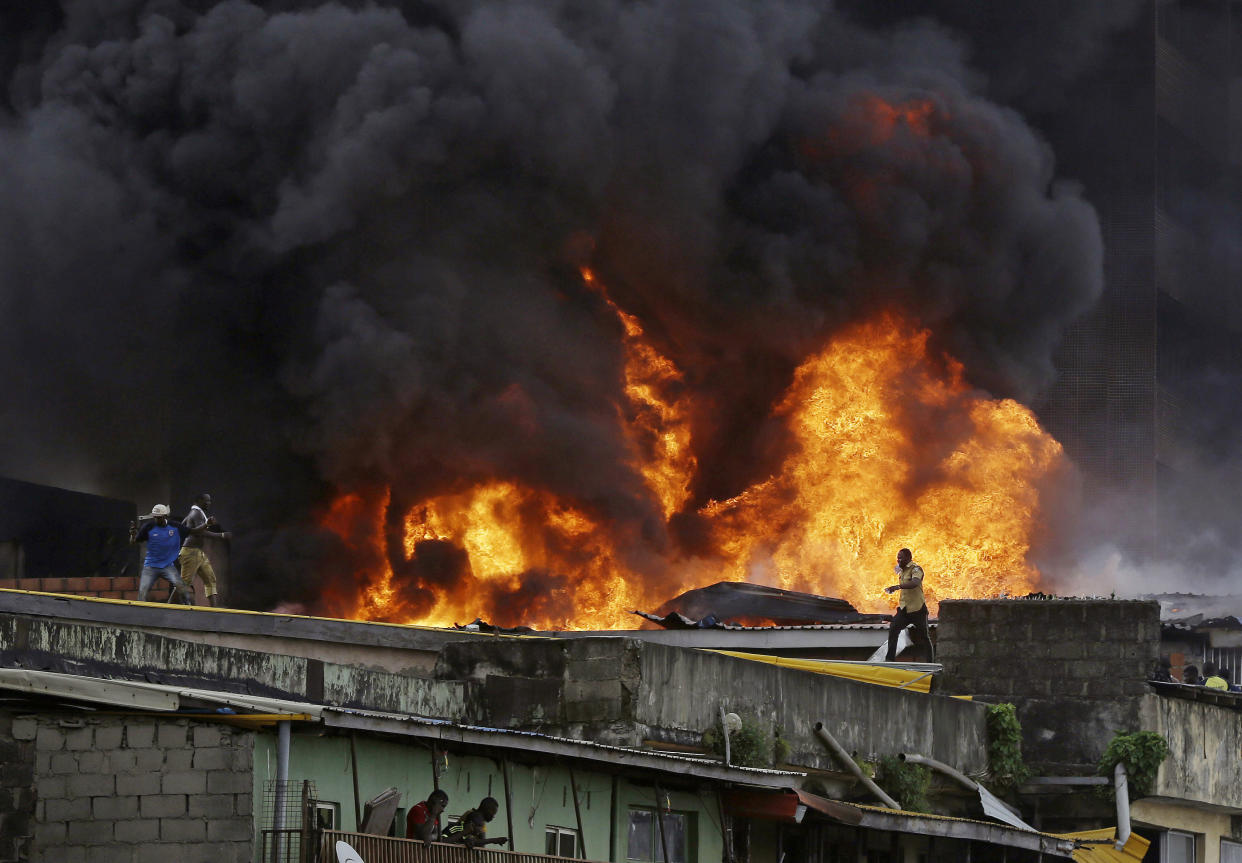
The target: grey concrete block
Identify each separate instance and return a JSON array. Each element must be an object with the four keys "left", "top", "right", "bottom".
[
  {"left": 76, "top": 751, "right": 105, "bottom": 773},
  {"left": 161, "top": 817, "right": 206, "bottom": 842},
  {"left": 67, "top": 818, "right": 114, "bottom": 844},
  {"left": 35, "top": 846, "right": 85, "bottom": 863},
  {"left": 94, "top": 725, "right": 124, "bottom": 750},
  {"left": 192, "top": 747, "right": 230, "bottom": 770},
  {"left": 164, "top": 749, "right": 194, "bottom": 771},
  {"left": 50, "top": 753, "right": 79, "bottom": 775},
  {"left": 33, "top": 819, "right": 66, "bottom": 846},
  {"left": 157, "top": 723, "right": 189, "bottom": 748},
  {"left": 87, "top": 845, "right": 134, "bottom": 863},
  {"left": 93, "top": 795, "right": 140, "bottom": 820},
  {"left": 116, "top": 772, "right": 162, "bottom": 797},
  {"left": 63, "top": 727, "right": 93, "bottom": 751},
  {"left": 125, "top": 724, "right": 155, "bottom": 748},
  {"left": 11, "top": 718, "right": 37, "bottom": 741},
  {"left": 107, "top": 750, "right": 138, "bottom": 773},
  {"left": 188, "top": 794, "right": 235, "bottom": 819},
  {"left": 114, "top": 819, "right": 160, "bottom": 844},
  {"left": 67, "top": 773, "right": 114, "bottom": 798},
  {"left": 44, "top": 797, "right": 90, "bottom": 822},
  {"left": 133, "top": 748, "right": 165, "bottom": 772},
  {"left": 234, "top": 793, "right": 253, "bottom": 816},
  {"left": 207, "top": 818, "right": 252, "bottom": 842},
  {"left": 163, "top": 770, "right": 207, "bottom": 795},
  {"left": 35, "top": 726, "right": 64, "bottom": 751},
  {"left": 36, "top": 751, "right": 51, "bottom": 774},
  {"left": 36, "top": 775, "right": 66, "bottom": 799},
  {"left": 192, "top": 726, "right": 222, "bottom": 748},
  {"left": 207, "top": 770, "right": 251, "bottom": 794},
  {"left": 140, "top": 794, "right": 187, "bottom": 818}
]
